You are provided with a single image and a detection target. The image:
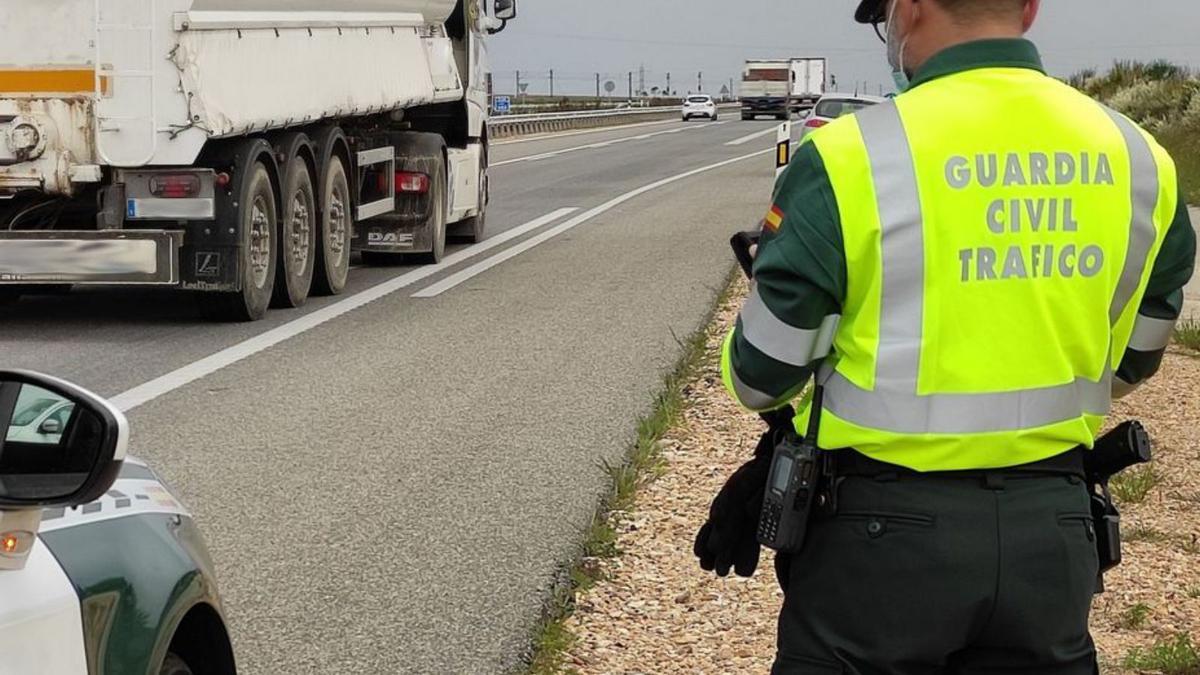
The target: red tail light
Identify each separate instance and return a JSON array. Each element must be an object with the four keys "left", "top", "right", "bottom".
[
  {"left": 395, "top": 172, "right": 430, "bottom": 194},
  {"left": 149, "top": 174, "right": 201, "bottom": 199},
  {"left": 804, "top": 118, "right": 828, "bottom": 129}
]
